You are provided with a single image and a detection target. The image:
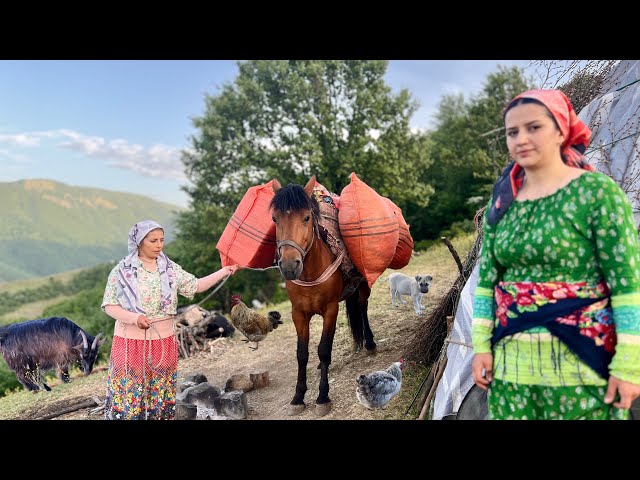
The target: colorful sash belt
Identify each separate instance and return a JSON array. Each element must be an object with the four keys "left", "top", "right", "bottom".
[{"left": 490, "top": 280, "right": 615, "bottom": 379}]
